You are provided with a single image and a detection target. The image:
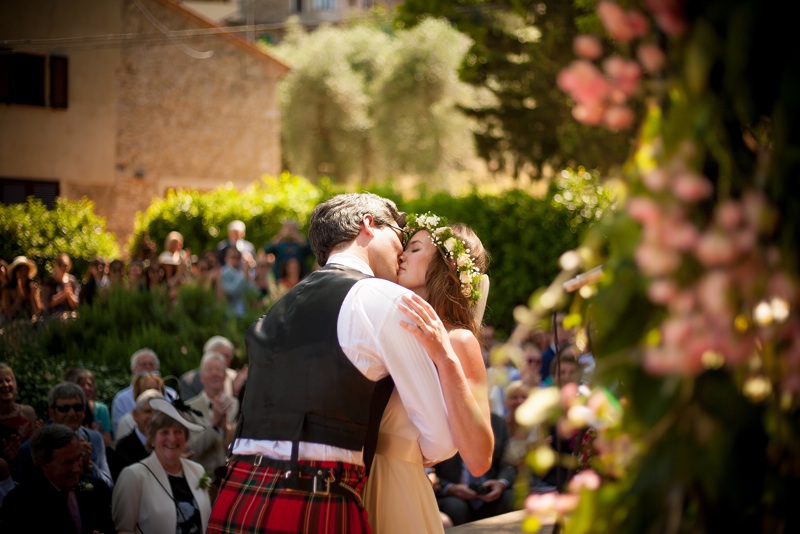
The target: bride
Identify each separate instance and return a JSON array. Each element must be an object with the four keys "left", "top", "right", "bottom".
[{"left": 363, "top": 213, "right": 494, "bottom": 533}]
